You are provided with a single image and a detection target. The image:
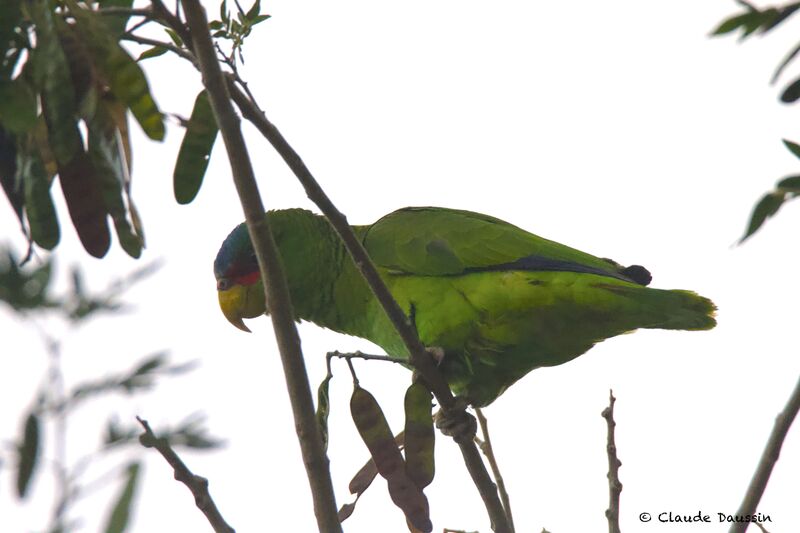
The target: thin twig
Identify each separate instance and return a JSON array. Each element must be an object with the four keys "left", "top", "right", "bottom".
[
  {"left": 97, "top": 6, "right": 153, "bottom": 17},
  {"left": 121, "top": 34, "right": 198, "bottom": 66},
  {"left": 601, "top": 390, "right": 622, "bottom": 533},
  {"left": 136, "top": 417, "right": 234, "bottom": 533},
  {"left": 730, "top": 375, "right": 800, "bottom": 533},
  {"left": 225, "top": 75, "right": 512, "bottom": 533},
  {"left": 475, "top": 408, "right": 515, "bottom": 533},
  {"left": 179, "top": 2, "right": 342, "bottom": 532},
  {"left": 327, "top": 350, "right": 409, "bottom": 366}
]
